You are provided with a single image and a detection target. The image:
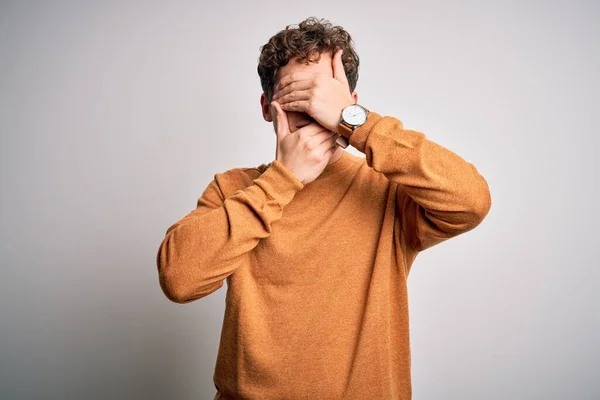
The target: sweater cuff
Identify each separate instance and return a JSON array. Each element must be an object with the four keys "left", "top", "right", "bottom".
[{"left": 254, "top": 160, "right": 305, "bottom": 206}]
